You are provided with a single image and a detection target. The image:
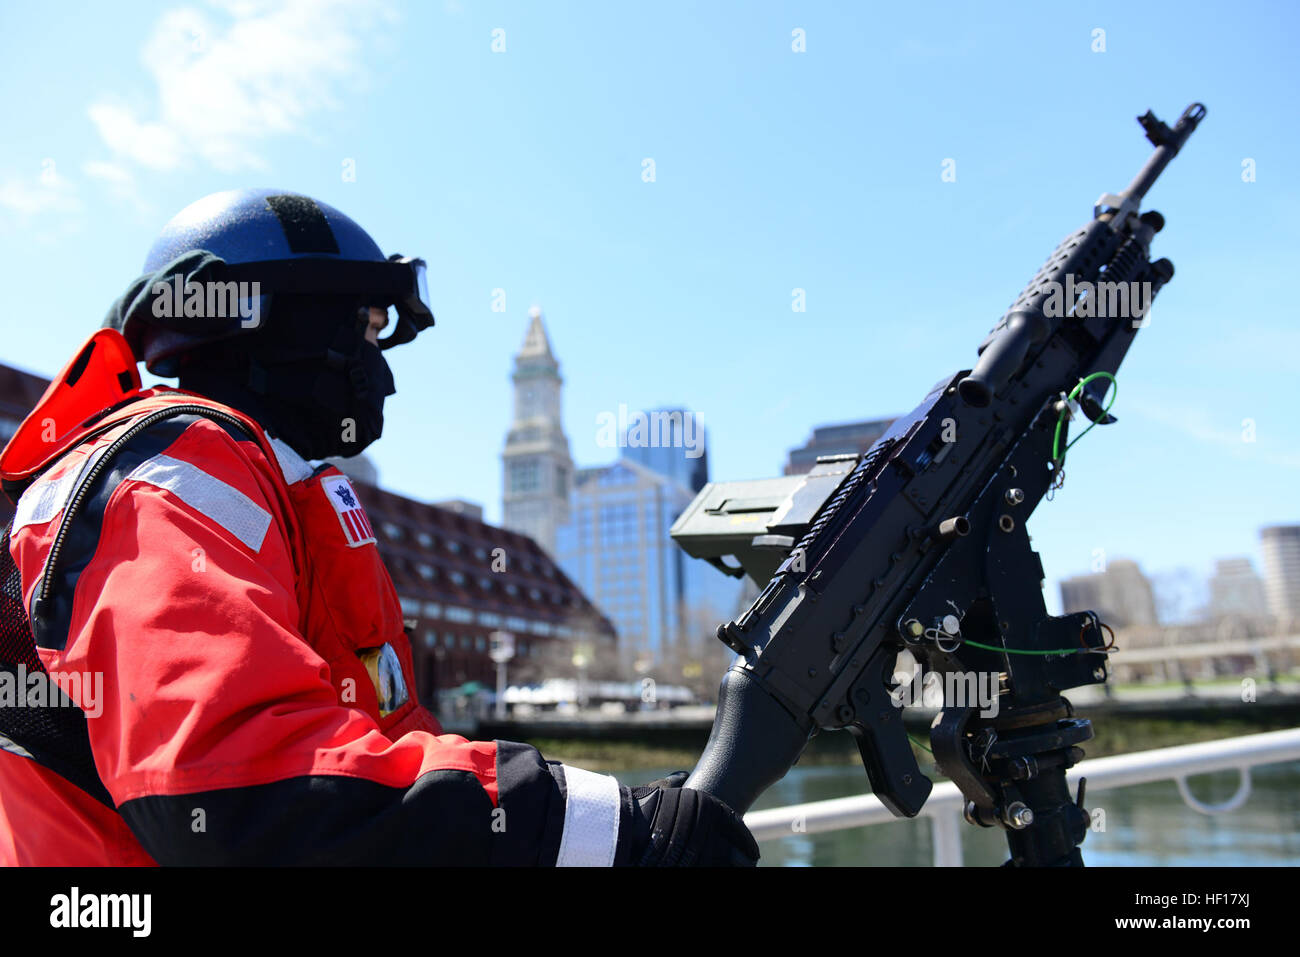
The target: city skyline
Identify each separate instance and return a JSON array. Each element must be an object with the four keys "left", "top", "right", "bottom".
[
  {"left": 487, "top": 306, "right": 1294, "bottom": 622},
  {"left": 498, "top": 309, "right": 743, "bottom": 669},
  {"left": 1058, "top": 525, "right": 1295, "bottom": 627}
]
